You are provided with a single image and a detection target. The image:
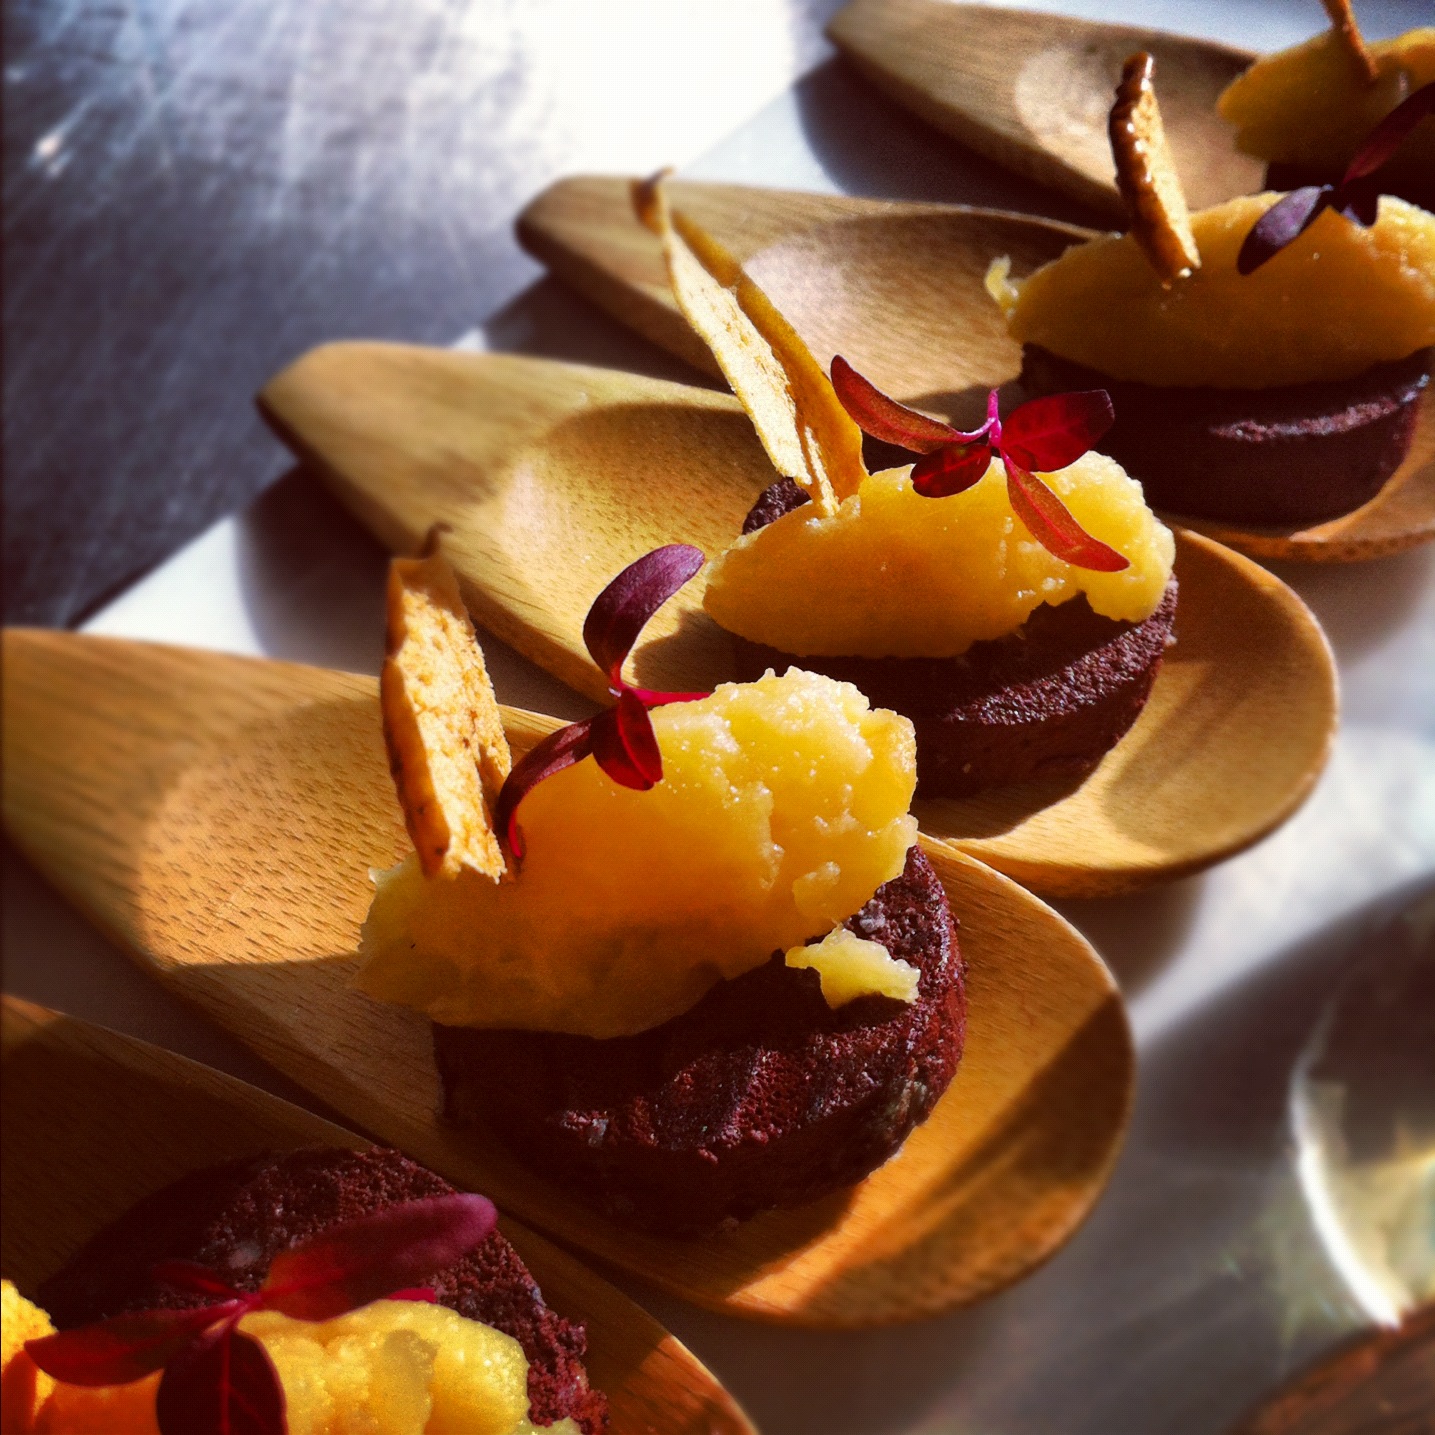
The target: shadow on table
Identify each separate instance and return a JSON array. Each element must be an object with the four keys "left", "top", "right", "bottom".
[
  {"left": 475, "top": 274, "right": 710, "bottom": 384},
  {"left": 1270, "top": 543, "right": 1434, "bottom": 665},
  {"left": 1055, "top": 873, "right": 1206, "bottom": 996},
  {"left": 232, "top": 465, "right": 590, "bottom": 719},
  {"left": 793, "top": 58, "right": 1104, "bottom": 225}
]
